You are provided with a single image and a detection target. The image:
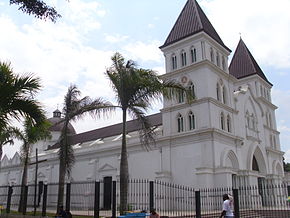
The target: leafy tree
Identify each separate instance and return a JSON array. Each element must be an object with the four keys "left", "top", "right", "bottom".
[
  {"left": 283, "top": 157, "right": 290, "bottom": 172},
  {"left": 56, "top": 85, "right": 114, "bottom": 210},
  {"left": 17, "top": 118, "right": 51, "bottom": 212},
  {"left": 0, "top": 61, "right": 46, "bottom": 131},
  {"left": 106, "top": 52, "right": 194, "bottom": 214},
  {"left": 9, "top": 0, "right": 61, "bottom": 22}
]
